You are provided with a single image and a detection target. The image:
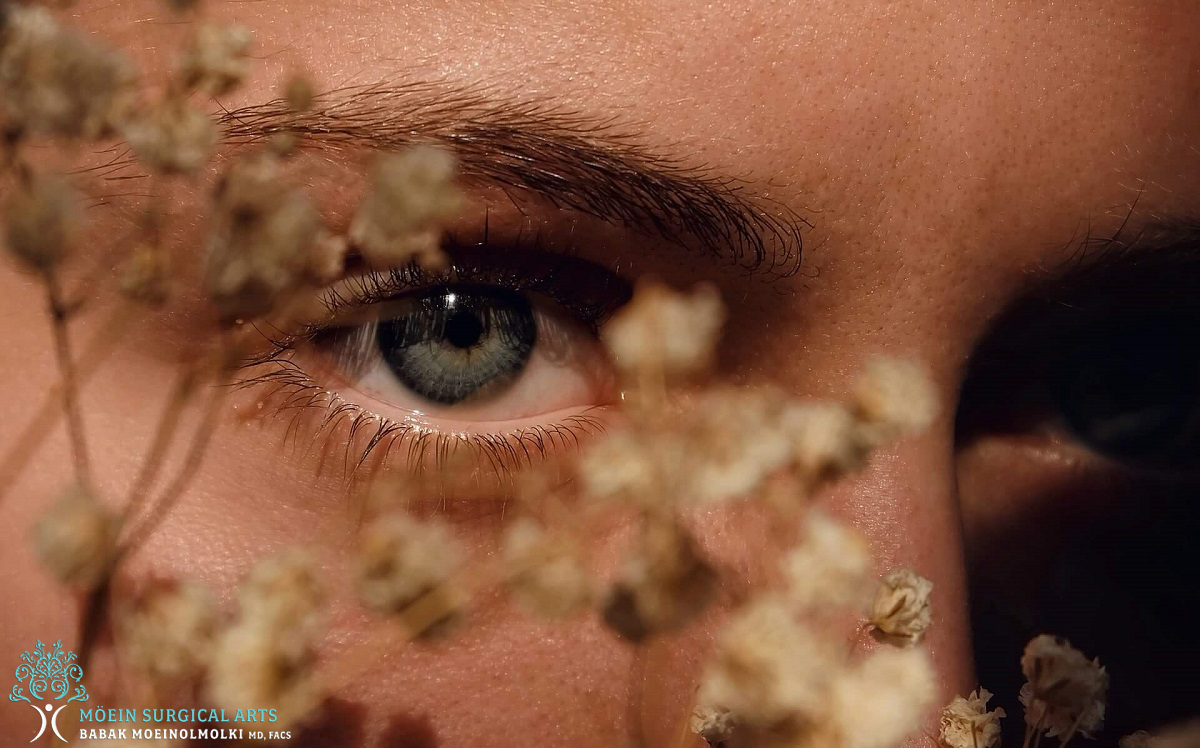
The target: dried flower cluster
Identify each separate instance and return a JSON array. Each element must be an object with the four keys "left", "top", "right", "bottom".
[
  {"left": 117, "top": 579, "right": 218, "bottom": 686},
  {"left": 32, "top": 486, "right": 119, "bottom": 590},
  {"left": 1019, "top": 635, "right": 1108, "bottom": 740},
  {"left": 940, "top": 688, "right": 1006, "bottom": 748},
  {"left": 869, "top": 568, "right": 933, "bottom": 646}
]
